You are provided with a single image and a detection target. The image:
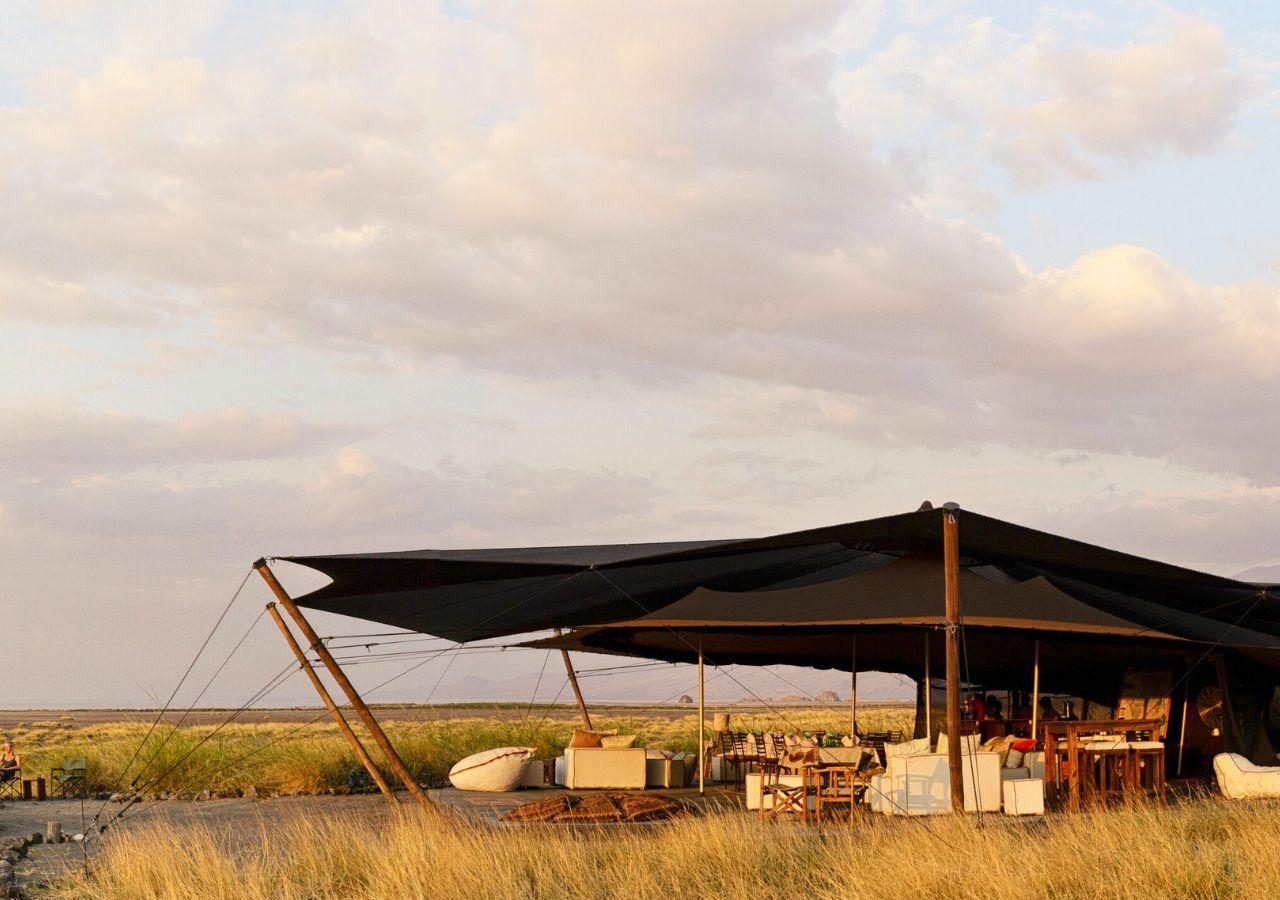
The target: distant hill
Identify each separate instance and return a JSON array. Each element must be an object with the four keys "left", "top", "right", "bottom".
[{"left": 434, "top": 663, "right": 913, "bottom": 705}]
